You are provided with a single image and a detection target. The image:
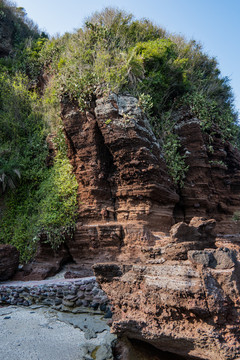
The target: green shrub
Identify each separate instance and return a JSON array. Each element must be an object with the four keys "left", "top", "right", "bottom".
[
  {"left": 233, "top": 211, "right": 240, "bottom": 222},
  {"left": 0, "top": 73, "right": 78, "bottom": 262}
]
